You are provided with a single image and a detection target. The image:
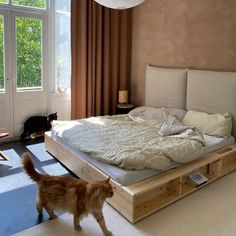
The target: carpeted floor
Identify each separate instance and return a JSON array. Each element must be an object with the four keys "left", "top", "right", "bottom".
[{"left": 14, "top": 171, "right": 236, "bottom": 236}]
